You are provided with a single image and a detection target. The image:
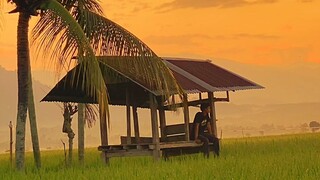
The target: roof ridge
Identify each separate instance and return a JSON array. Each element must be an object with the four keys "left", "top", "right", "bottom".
[{"left": 162, "top": 57, "right": 211, "bottom": 63}]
